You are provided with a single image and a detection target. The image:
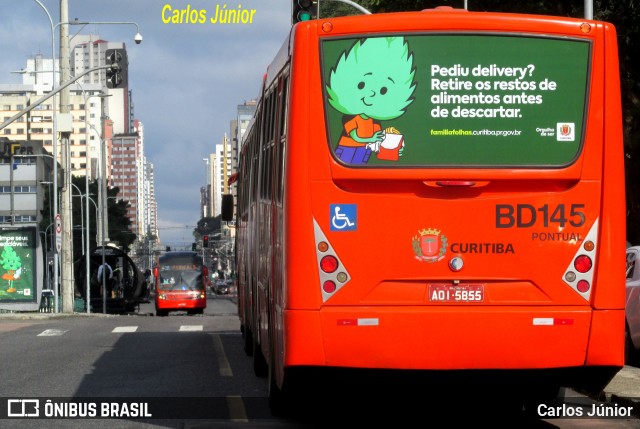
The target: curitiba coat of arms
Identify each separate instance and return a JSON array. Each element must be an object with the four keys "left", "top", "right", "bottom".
[{"left": 412, "top": 228, "right": 447, "bottom": 263}]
